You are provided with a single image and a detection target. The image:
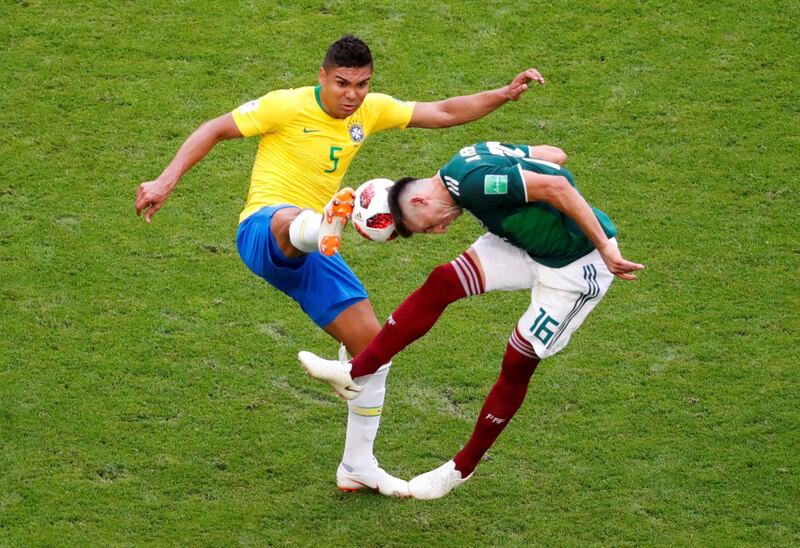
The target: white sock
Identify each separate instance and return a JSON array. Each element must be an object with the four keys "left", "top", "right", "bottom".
[
  {"left": 342, "top": 362, "right": 391, "bottom": 471},
  {"left": 288, "top": 209, "right": 321, "bottom": 253}
]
